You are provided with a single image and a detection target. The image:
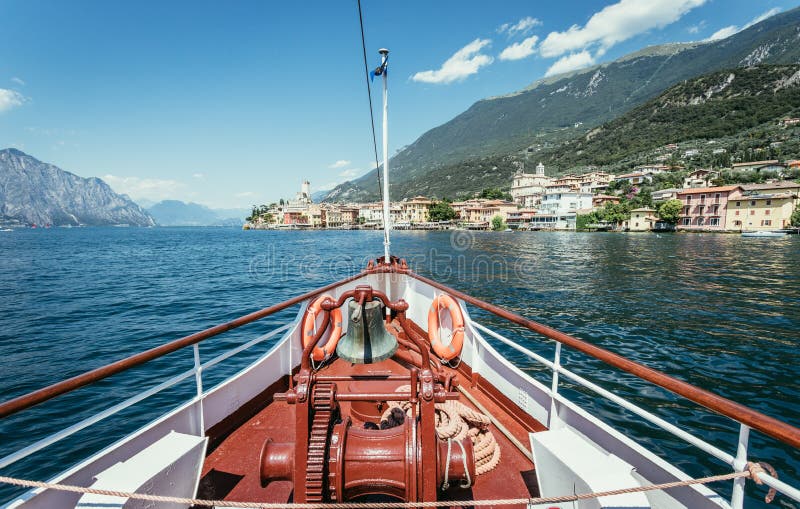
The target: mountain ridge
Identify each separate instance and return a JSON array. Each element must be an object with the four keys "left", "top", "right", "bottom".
[
  {"left": 322, "top": 6, "right": 800, "bottom": 202},
  {"left": 147, "top": 200, "right": 247, "bottom": 226},
  {"left": 0, "top": 149, "right": 156, "bottom": 227}
]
